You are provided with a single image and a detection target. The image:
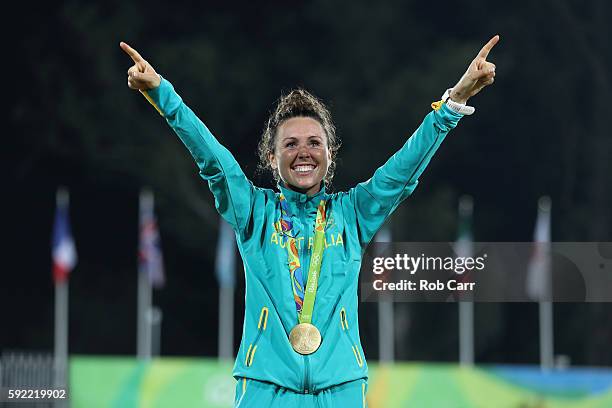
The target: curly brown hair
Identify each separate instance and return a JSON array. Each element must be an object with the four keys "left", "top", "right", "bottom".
[{"left": 257, "top": 89, "right": 340, "bottom": 188}]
